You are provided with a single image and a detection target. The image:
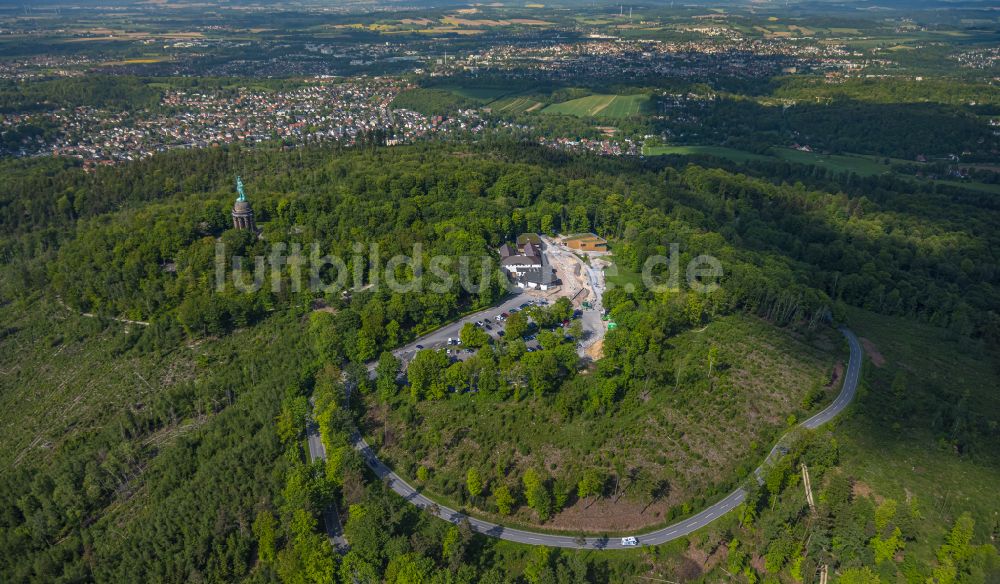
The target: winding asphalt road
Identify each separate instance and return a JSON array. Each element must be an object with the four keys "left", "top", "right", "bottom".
[
  {"left": 305, "top": 411, "right": 349, "bottom": 552},
  {"left": 346, "top": 326, "right": 862, "bottom": 549}
]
